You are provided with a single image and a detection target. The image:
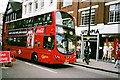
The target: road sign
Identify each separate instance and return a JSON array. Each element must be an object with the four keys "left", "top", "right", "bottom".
[{"left": 0, "top": 51, "right": 11, "bottom": 63}]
